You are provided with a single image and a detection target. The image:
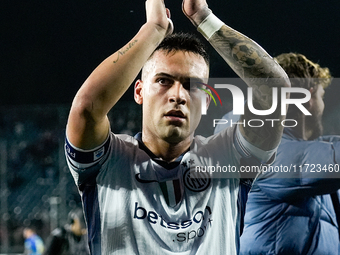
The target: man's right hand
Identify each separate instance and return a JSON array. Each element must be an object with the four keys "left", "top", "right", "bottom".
[
  {"left": 146, "top": 0, "right": 173, "bottom": 36},
  {"left": 182, "top": 0, "right": 211, "bottom": 27}
]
